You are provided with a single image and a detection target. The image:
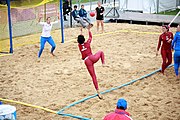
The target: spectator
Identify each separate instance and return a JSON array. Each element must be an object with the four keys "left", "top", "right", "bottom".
[
  {"left": 63, "top": 0, "right": 71, "bottom": 21},
  {"left": 103, "top": 98, "right": 133, "bottom": 120},
  {"left": 79, "top": 5, "right": 93, "bottom": 26},
  {"left": 95, "top": 2, "right": 105, "bottom": 32},
  {"left": 72, "top": 5, "right": 88, "bottom": 28}
]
